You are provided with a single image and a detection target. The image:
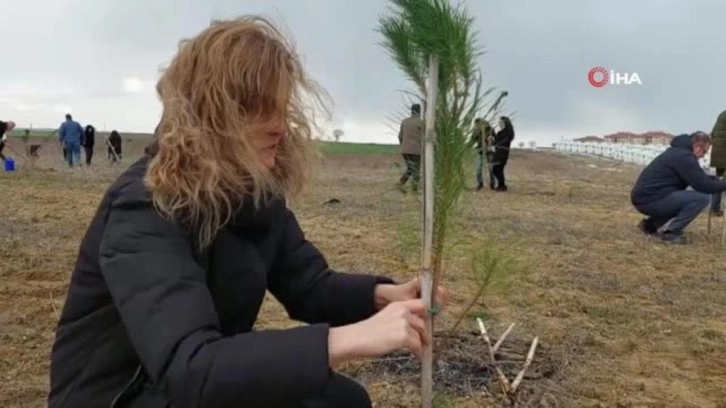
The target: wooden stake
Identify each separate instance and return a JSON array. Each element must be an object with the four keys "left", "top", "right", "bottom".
[
  {"left": 510, "top": 337, "right": 539, "bottom": 392},
  {"left": 476, "top": 318, "right": 511, "bottom": 394},
  {"left": 420, "top": 54, "right": 439, "bottom": 408},
  {"left": 492, "top": 323, "right": 515, "bottom": 353}
]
